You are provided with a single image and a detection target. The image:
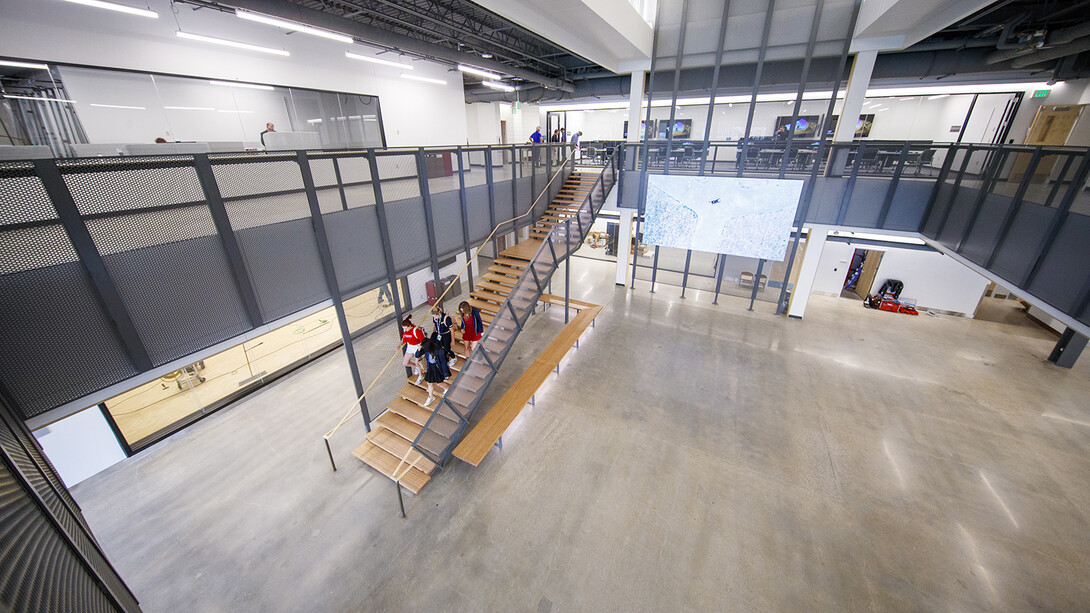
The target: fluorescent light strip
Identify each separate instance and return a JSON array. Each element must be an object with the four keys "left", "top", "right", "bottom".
[
  {"left": 2, "top": 94, "right": 76, "bottom": 103},
  {"left": 482, "top": 81, "right": 515, "bottom": 92},
  {"left": 0, "top": 59, "right": 49, "bottom": 70},
  {"left": 60, "top": 0, "right": 158, "bottom": 18},
  {"left": 539, "top": 81, "right": 1055, "bottom": 112},
  {"left": 208, "top": 80, "right": 275, "bottom": 91},
  {"left": 217, "top": 109, "right": 255, "bottom": 114},
  {"left": 928, "top": 94, "right": 950, "bottom": 100},
  {"left": 236, "top": 10, "right": 353, "bottom": 44},
  {"left": 345, "top": 51, "right": 413, "bottom": 70},
  {"left": 458, "top": 64, "right": 503, "bottom": 80},
  {"left": 164, "top": 106, "right": 214, "bottom": 111},
  {"left": 90, "top": 103, "right": 146, "bottom": 110},
  {"left": 400, "top": 73, "right": 446, "bottom": 85},
  {"left": 176, "top": 31, "right": 289, "bottom": 57}
]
